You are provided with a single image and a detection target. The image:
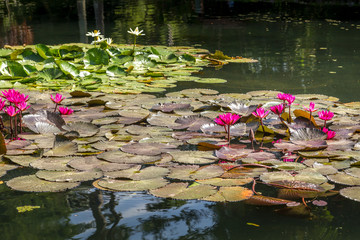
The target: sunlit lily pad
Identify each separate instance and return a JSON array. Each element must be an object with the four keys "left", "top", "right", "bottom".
[
  {"left": 194, "top": 78, "right": 227, "bottom": 84},
  {"left": 167, "top": 164, "right": 224, "bottom": 180},
  {"left": 67, "top": 156, "right": 135, "bottom": 172},
  {"left": 202, "top": 186, "right": 254, "bottom": 202},
  {"left": 30, "top": 157, "right": 74, "bottom": 171},
  {"left": 6, "top": 175, "right": 80, "bottom": 192},
  {"left": 244, "top": 195, "right": 297, "bottom": 206},
  {"left": 294, "top": 169, "right": 328, "bottom": 184},
  {"left": 104, "top": 166, "right": 169, "bottom": 180},
  {"left": 96, "top": 177, "right": 168, "bottom": 192},
  {"left": 43, "top": 135, "right": 78, "bottom": 157},
  {"left": 339, "top": 186, "right": 360, "bottom": 202},
  {"left": 97, "top": 150, "right": 161, "bottom": 164},
  {"left": 169, "top": 150, "right": 218, "bottom": 164},
  {"left": 171, "top": 115, "right": 213, "bottom": 131},
  {"left": 3, "top": 155, "right": 40, "bottom": 167},
  {"left": 196, "top": 177, "right": 253, "bottom": 186},
  {"left": 120, "top": 142, "right": 177, "bottom": 156},
  {"left": 150, "top": 182, "right": 217, "bottom": 200},
  {"left": 327, "top": 172, "right": 360, "bottom": 186},
  {"left": 36, "top": 170, "right": 103, "bottom": 182},
  {"left": 222, "top": 167, "right": 267, "bottom": 179},
  {"left": 260, "top": 171, "right": 294, "bottom": 183},
  {"left": 63, "top": 122, "right": 99, "bottom": 137}
]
